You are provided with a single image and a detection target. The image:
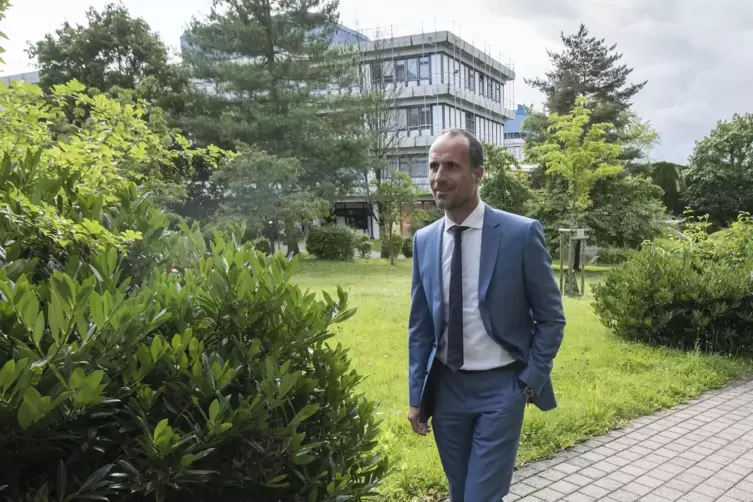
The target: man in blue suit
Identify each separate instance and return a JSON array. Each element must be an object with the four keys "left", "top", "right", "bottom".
[{"left": 407, "top": 129, "right": 566, "bottom": 501}]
